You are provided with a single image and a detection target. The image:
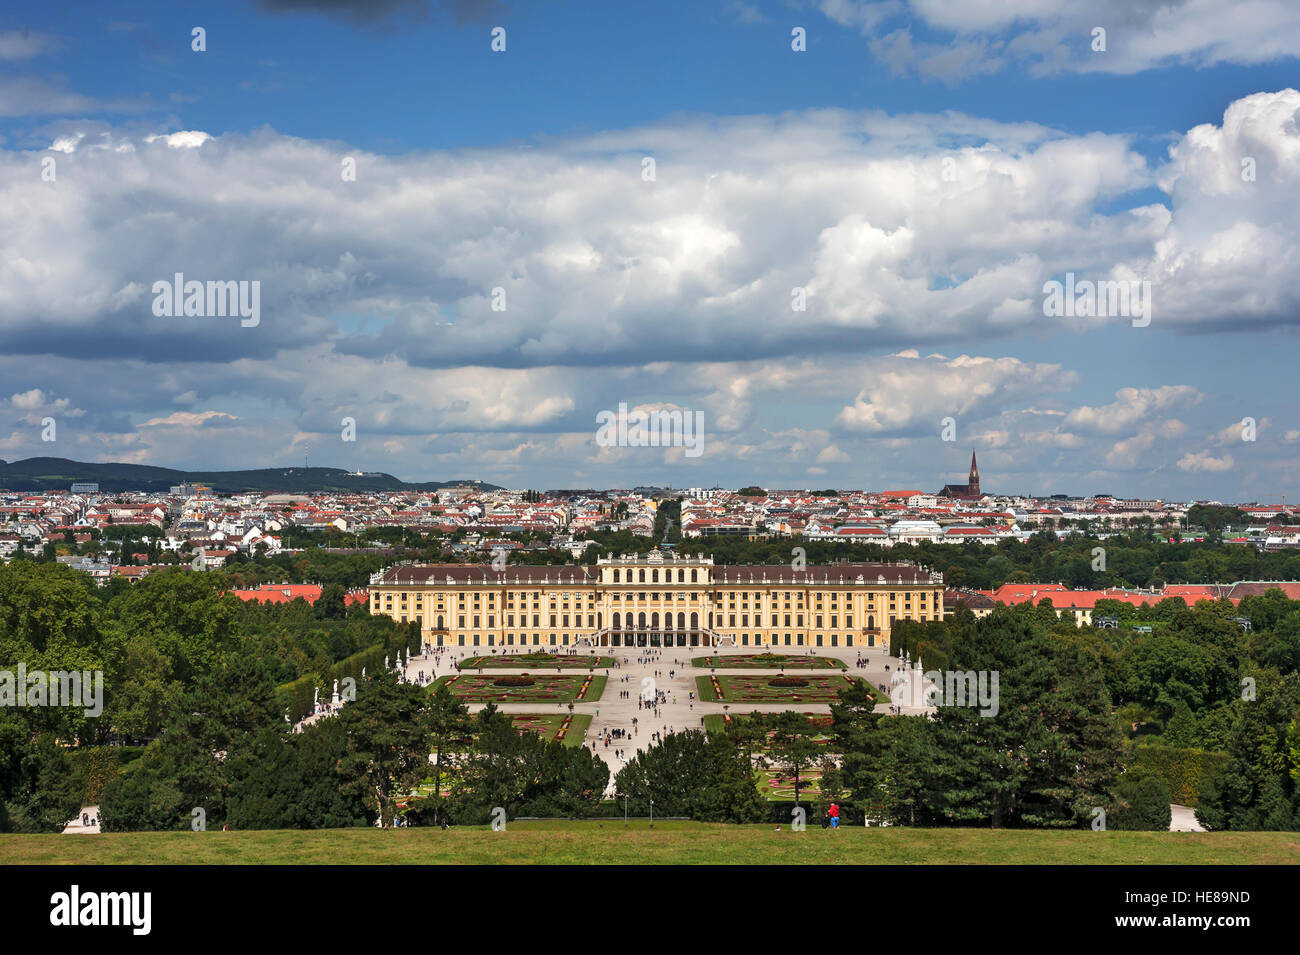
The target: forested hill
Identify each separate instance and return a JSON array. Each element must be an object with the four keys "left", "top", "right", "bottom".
[{"left": 0, "top": 457, "right": 500, "bottom": 494}]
